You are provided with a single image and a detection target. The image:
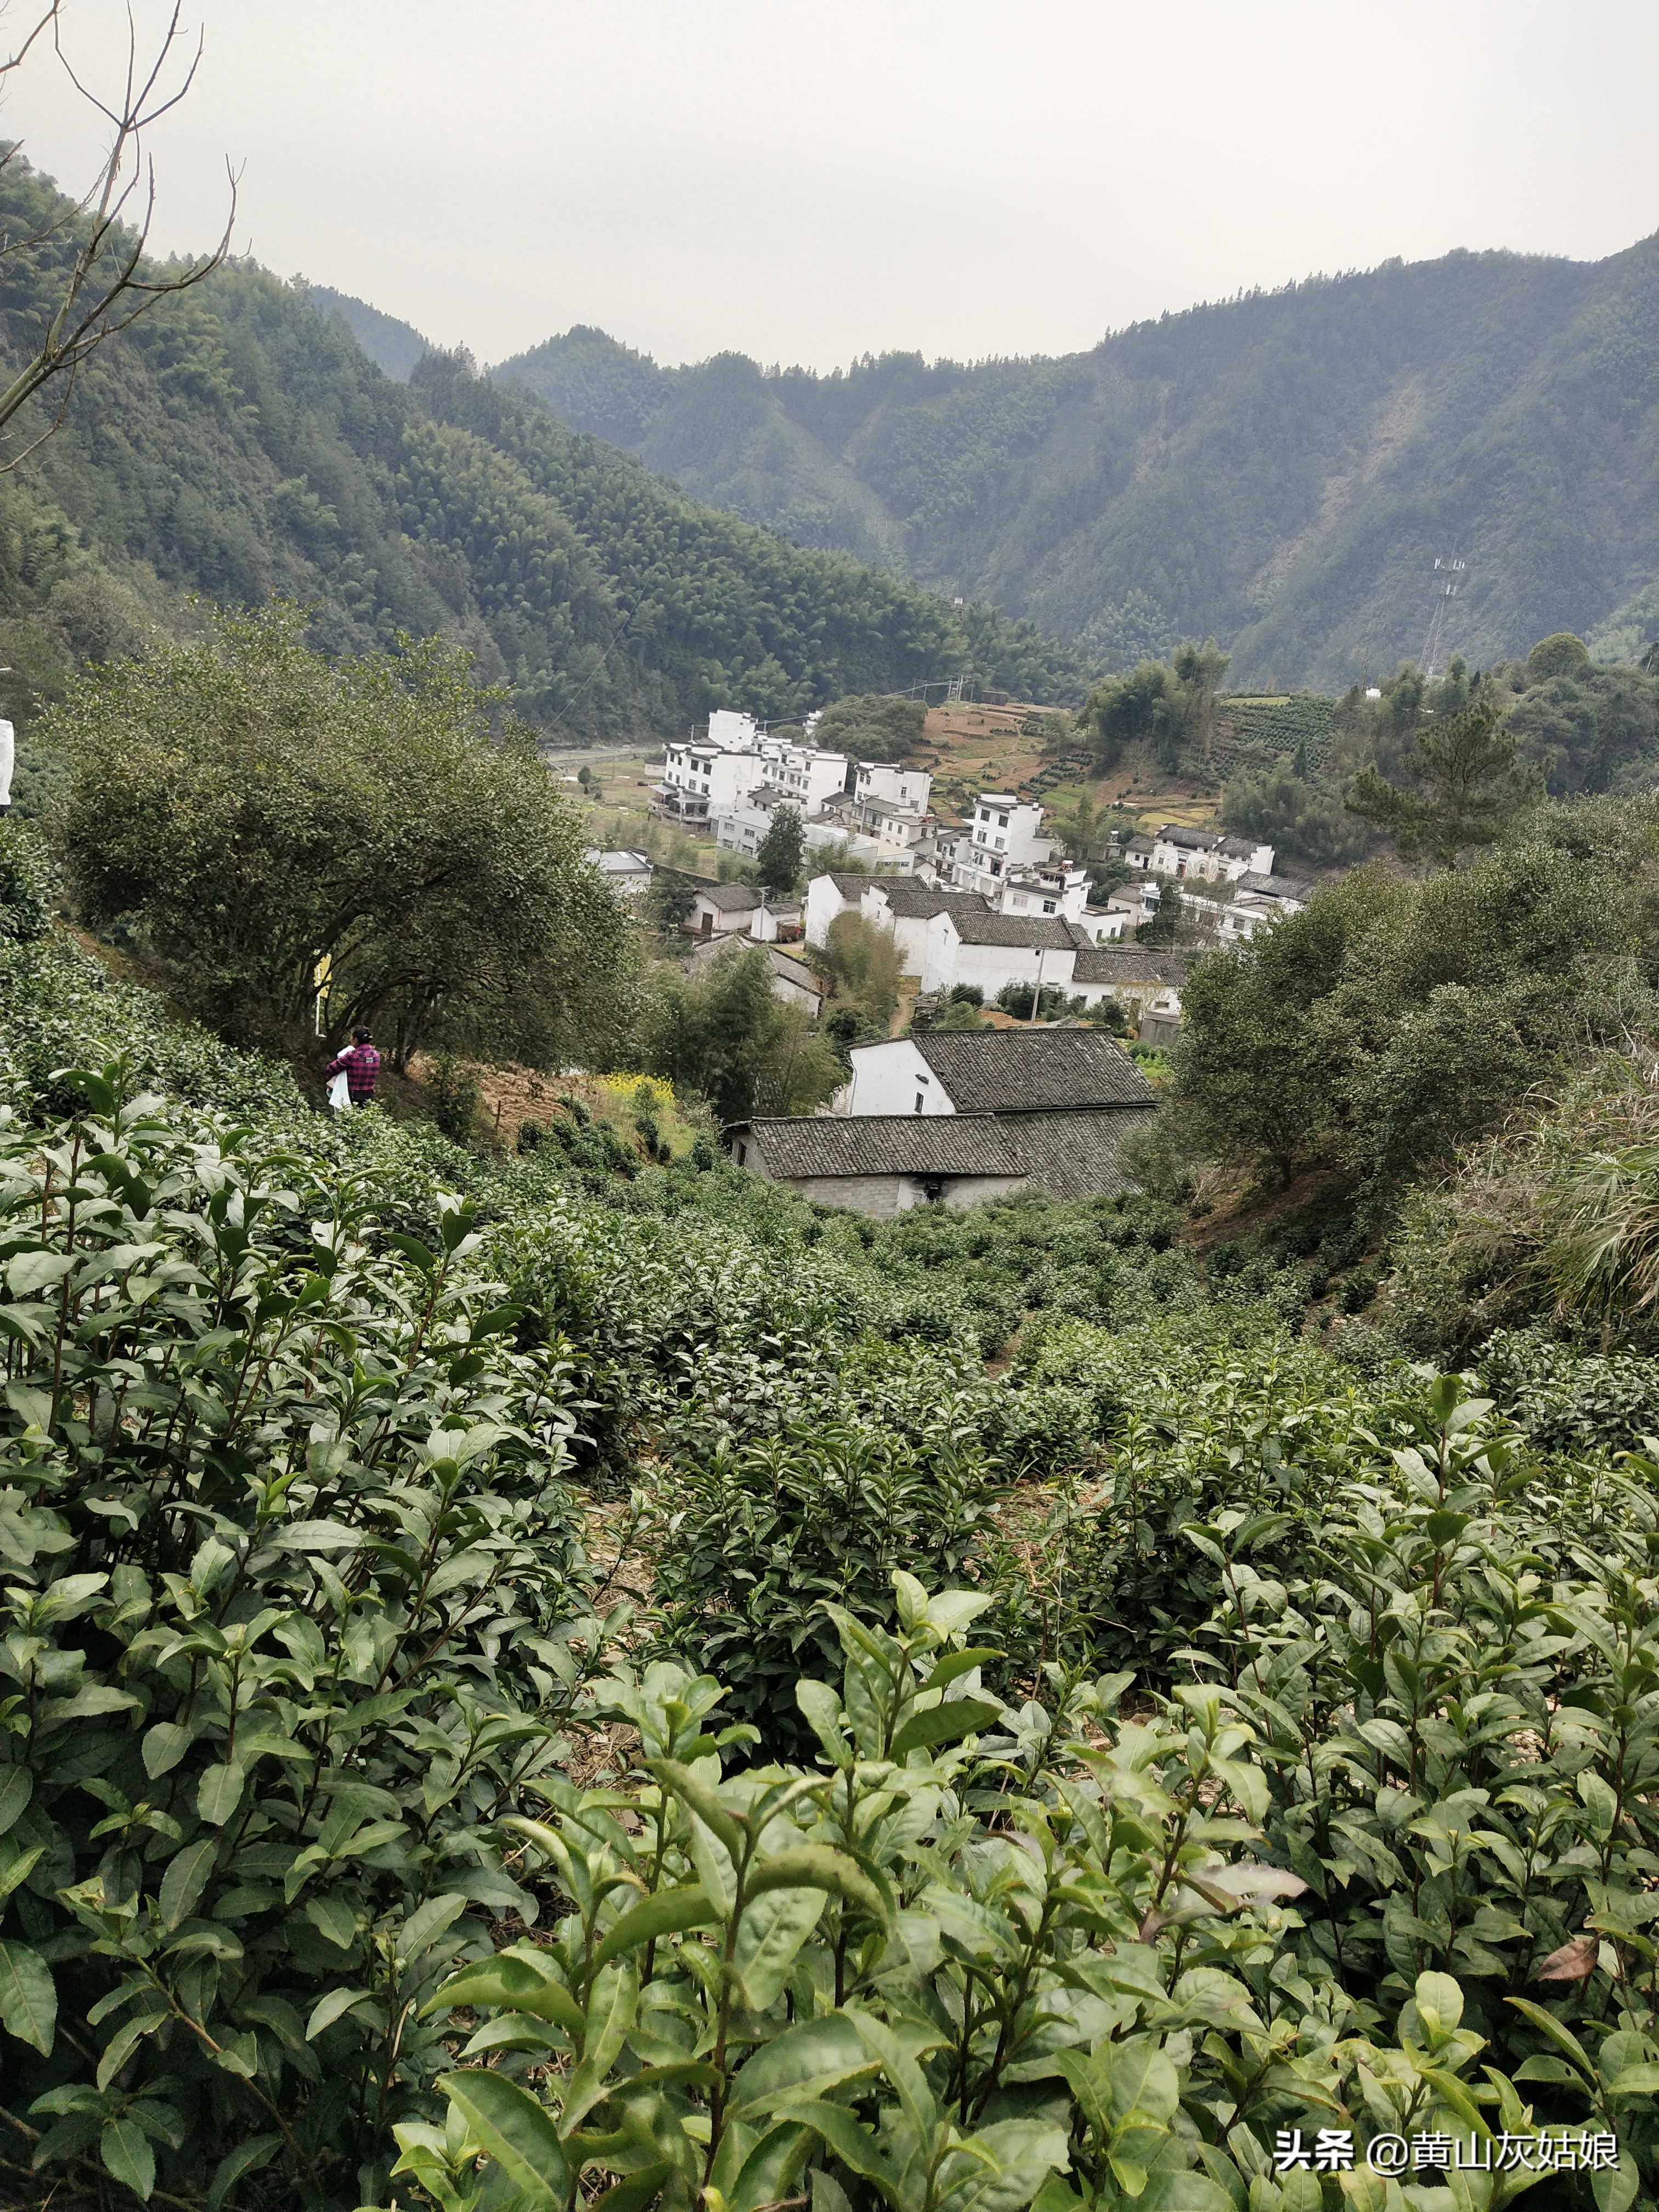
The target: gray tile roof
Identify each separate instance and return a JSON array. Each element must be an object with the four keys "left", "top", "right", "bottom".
[
  {"left": 1235, "top": 871, "right": 1313, "bottom": 900},
  {"left": 943, "top": 913, "right": 1079, "bottom": 950},
  {"left": 733, "top": 1105, "right": 1158, "bottom": 1198},
  {"left": 697, "top": 881, "right": 764, "bottom": 911},
  {"left": 1159, "top": 825, "right": 1220, "bottom": 850},
  {"left": 912, "top": 1028, "right": 1156, "bottom": 1110},
  {"left": 1070, "top": 946, "right": 1188, "bottom": 986},
  {"left": 870, "top": 881, "right": 994, "bottom": 919},
  {"left": 739, "top": 1115, "right": 1029, "bottom": 1178},
  {"left": 690, "top": 941, "right": 821, "bottom": 1001},
  {"left": 823, "top": 872, "right": 885, "bottom": 896},
  {"left": 997, "top": 1107, "right": 1160, "bottom": 1199},
  {"left": 764, "top": 947, "right": 818, "bottom": 993}
]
